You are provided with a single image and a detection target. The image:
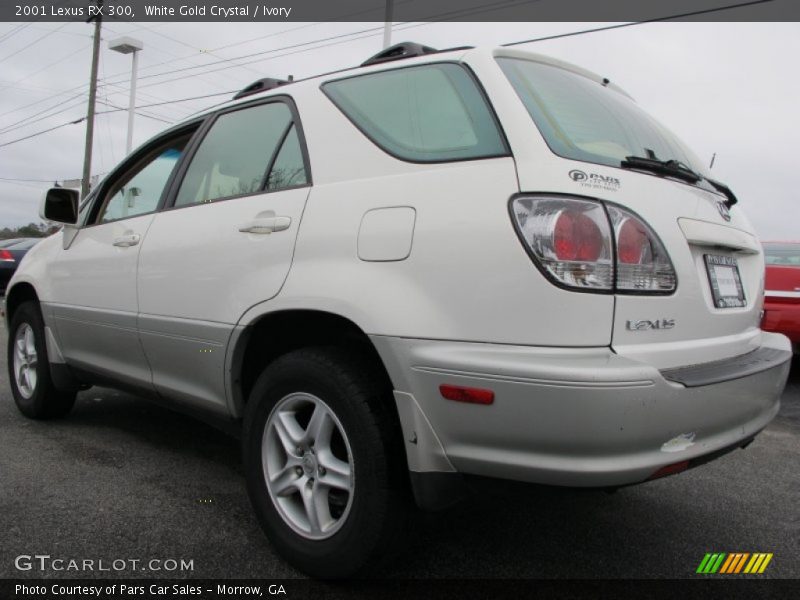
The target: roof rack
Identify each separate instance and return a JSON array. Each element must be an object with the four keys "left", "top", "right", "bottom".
[
  {"left": 361, "top": 42, "right": 438, "bottom": 67},
  {"left": 233, "top": 77, "right": 292, "bottom": 100}
]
